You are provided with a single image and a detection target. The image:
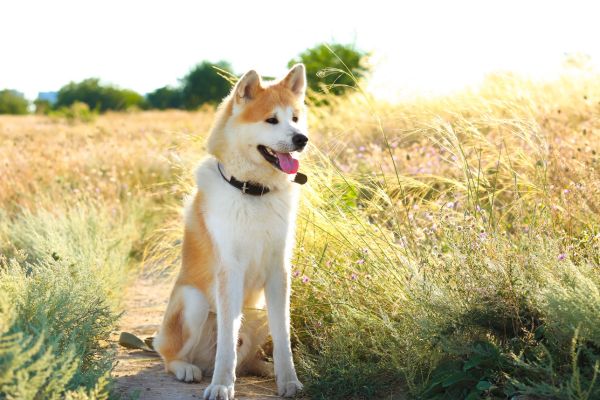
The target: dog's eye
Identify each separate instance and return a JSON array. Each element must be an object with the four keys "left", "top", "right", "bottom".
[
  {"left": 292, "top": 116, "right": 298, "bottom": 123},
  {"left": 265, "top": 117, "right": 278, "bottom": 124}
]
